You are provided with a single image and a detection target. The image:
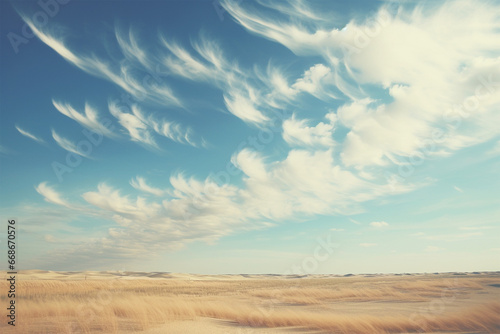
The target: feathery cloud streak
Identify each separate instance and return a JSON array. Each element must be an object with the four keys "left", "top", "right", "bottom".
[{"left": 15, "top": 125, "right": 45, "bottom": 143}]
